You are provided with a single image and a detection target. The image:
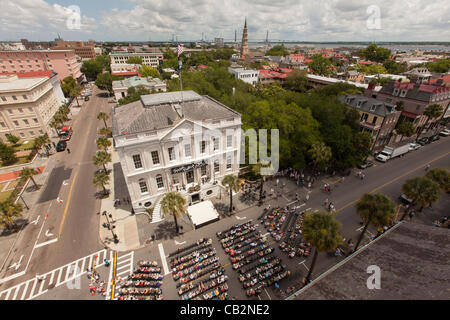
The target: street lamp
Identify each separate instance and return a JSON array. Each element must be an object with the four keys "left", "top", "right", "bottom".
[
  {"left": 102, "top": 211, "right": 119, "bottom": 243},
  {"left": 18, "top": 193, "right": 29, "bottom": 210}
]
